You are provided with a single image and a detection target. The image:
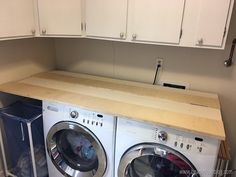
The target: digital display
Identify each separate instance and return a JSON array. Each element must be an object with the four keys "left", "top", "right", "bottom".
[{"left": 195, "top": 137, "right": 203, "bottom": 142}]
